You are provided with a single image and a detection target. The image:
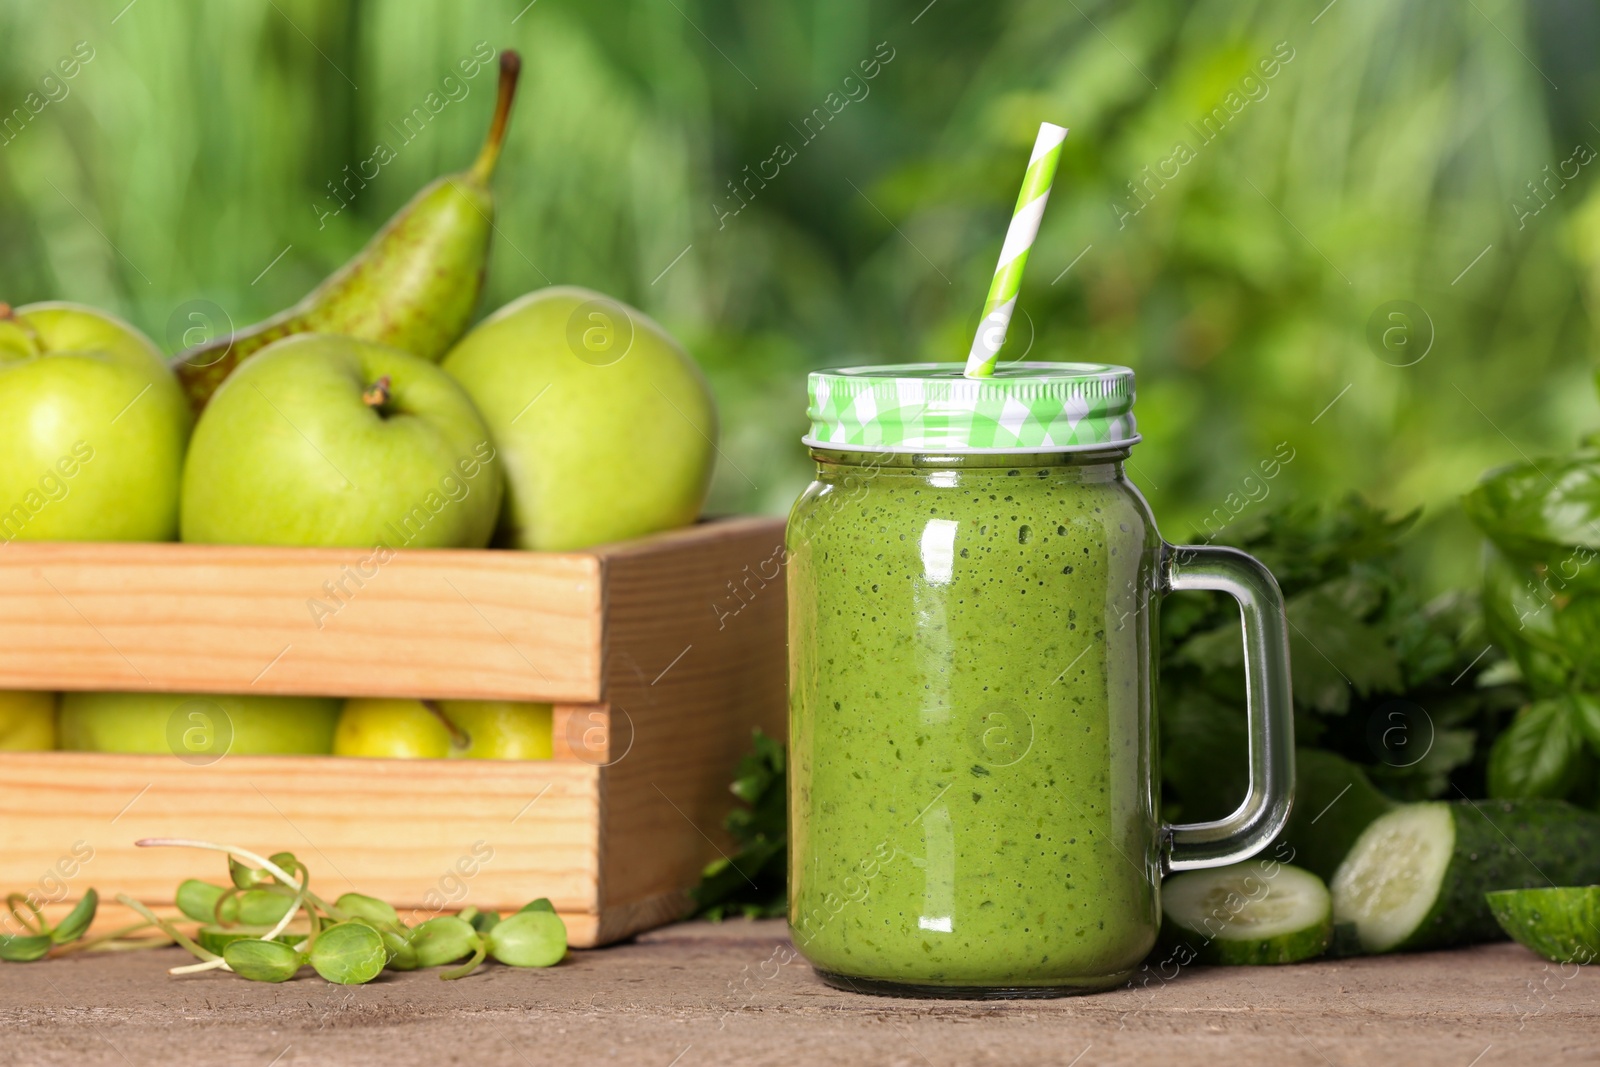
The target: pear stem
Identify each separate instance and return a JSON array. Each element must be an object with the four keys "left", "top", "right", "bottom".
[
  {"left": 469, "top": 49, "right": 522, "bottom": 184},
  {"left": 423, "top": 699, "right": 472, "bottom": 752}
]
